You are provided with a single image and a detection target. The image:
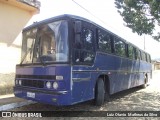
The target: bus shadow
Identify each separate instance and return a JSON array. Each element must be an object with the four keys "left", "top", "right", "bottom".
[
  {"left": 109, "top": 86, "right": 142, "bottom": 101},
  {"left": 30, "top": 86, "right": 144, "bottom": 111}
]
